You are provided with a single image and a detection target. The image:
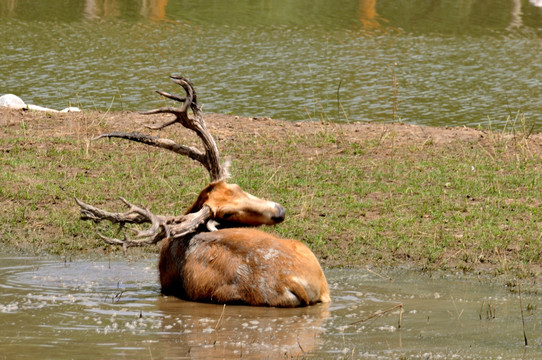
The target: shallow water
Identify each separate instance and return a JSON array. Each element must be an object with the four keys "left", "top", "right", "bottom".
[
  {"left": 1, "top": 256, "right": 541, "bottom": 359},
  {"left": 0, "top": 0, "right": 541, "bottom": 130}
]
